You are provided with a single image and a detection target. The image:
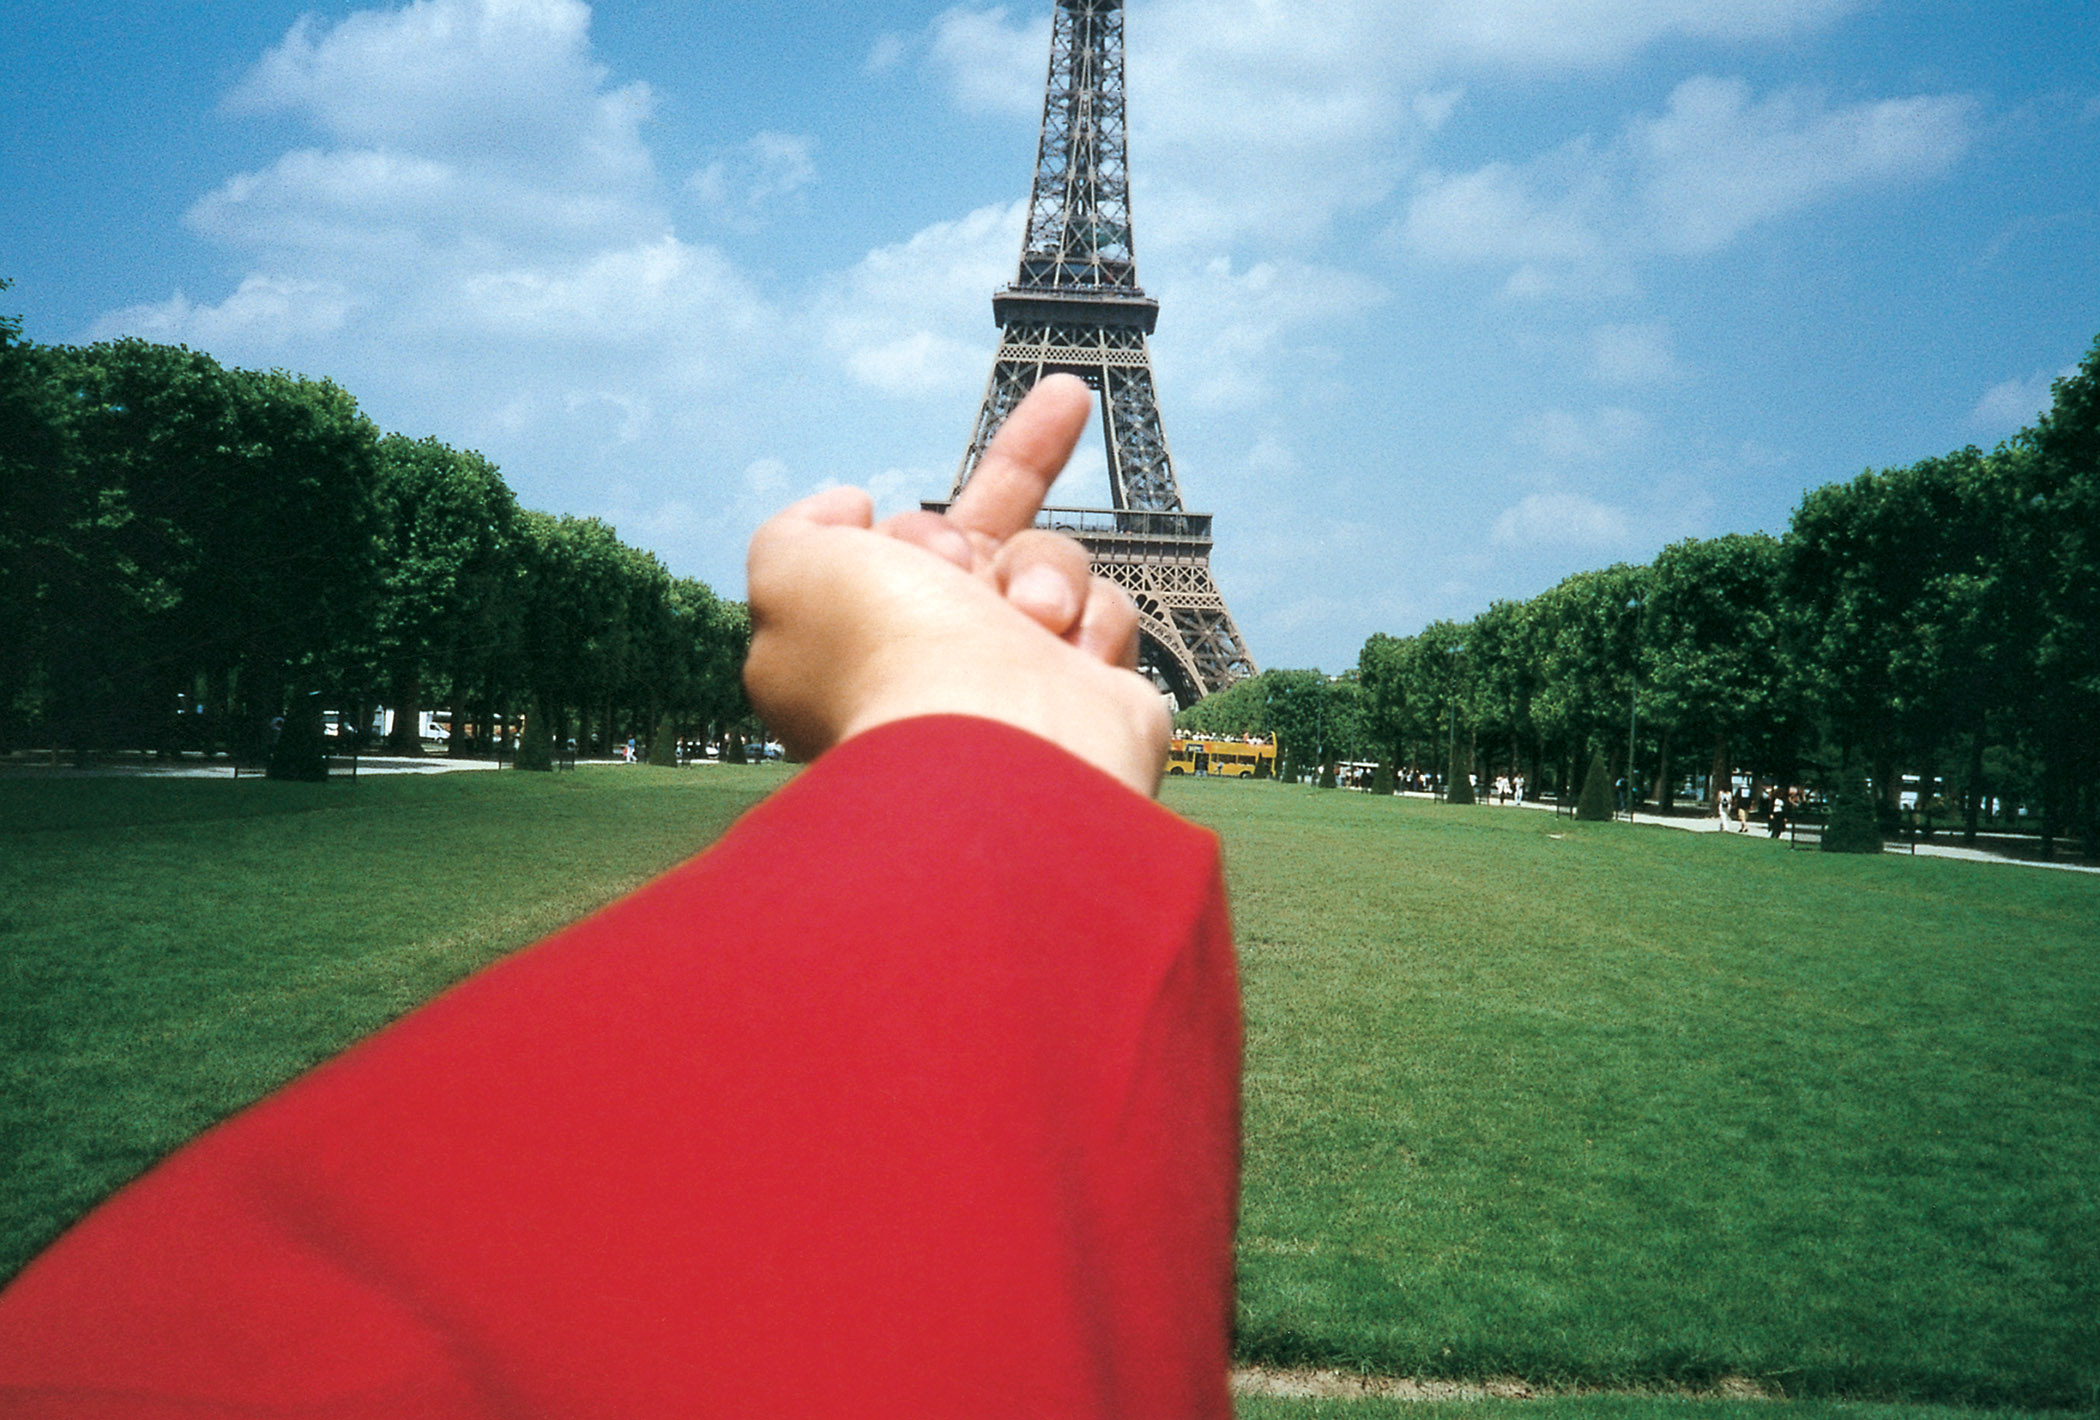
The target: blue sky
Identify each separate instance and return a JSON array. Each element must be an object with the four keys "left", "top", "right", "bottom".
[{"left": 5, "top": 0, "right": 2096, "bottom": 673}]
